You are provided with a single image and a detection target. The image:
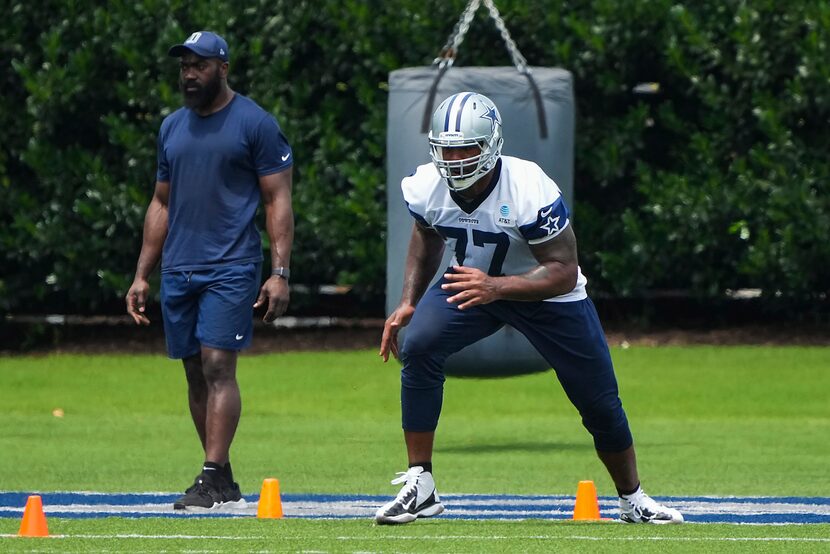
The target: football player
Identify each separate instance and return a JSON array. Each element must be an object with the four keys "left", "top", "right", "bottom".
[{"left": 376, "top": 92, "right": 683, "bottom": 525}]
